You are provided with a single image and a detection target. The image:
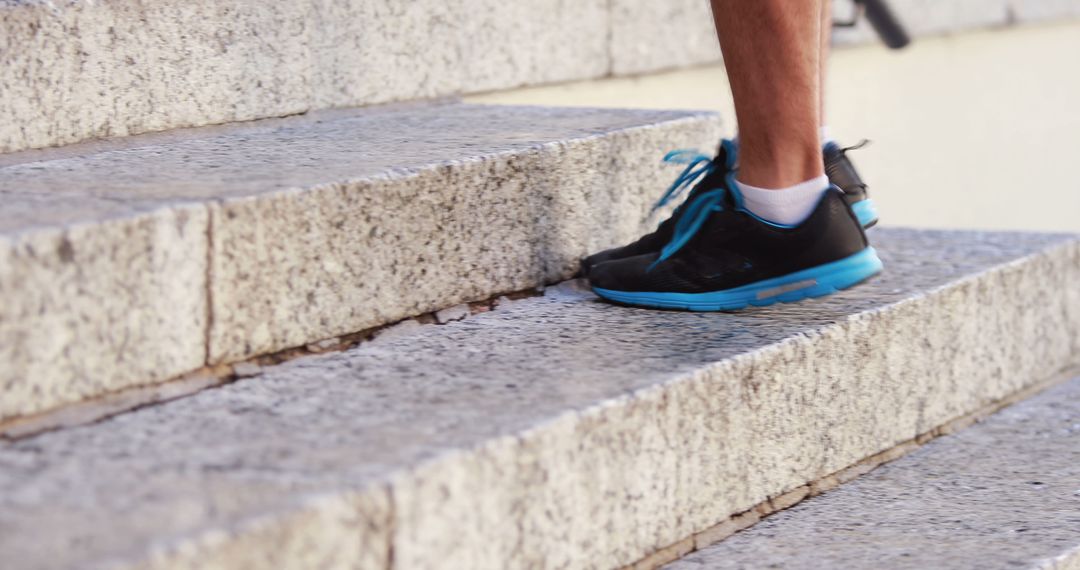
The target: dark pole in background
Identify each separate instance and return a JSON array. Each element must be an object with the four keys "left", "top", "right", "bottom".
[{"left": 837, "top": 0, "right": 912, "bottom": 49}]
